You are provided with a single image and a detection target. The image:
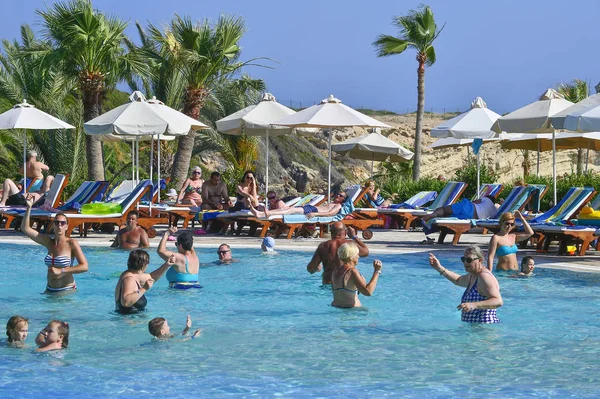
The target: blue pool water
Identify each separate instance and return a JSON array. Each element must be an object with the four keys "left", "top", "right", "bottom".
[{"left": 1, "top": 243, "right": 600, "bottom": 398}]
